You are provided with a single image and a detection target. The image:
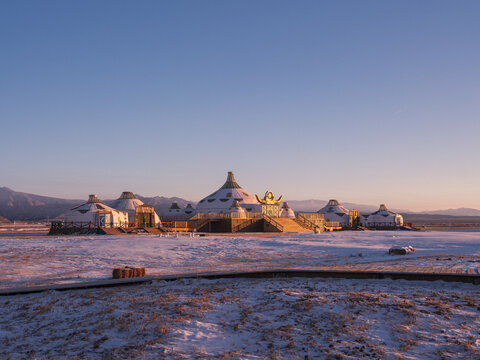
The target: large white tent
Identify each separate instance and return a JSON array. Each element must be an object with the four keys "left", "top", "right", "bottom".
[
  {"left": 365, "top": 204, "right": 404, "bottom": 228},
  {"left": 110, "top": 191, "right": 161, "bottom": 227},
  {"left": 317, "top": 199, "right": 350, "bottom": 226},
  {"left": 63, "top": 195, "right": 128, "bottom": 228},
  {"left": 196, "top": 172, "right": 261, "bottom": 214}
]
